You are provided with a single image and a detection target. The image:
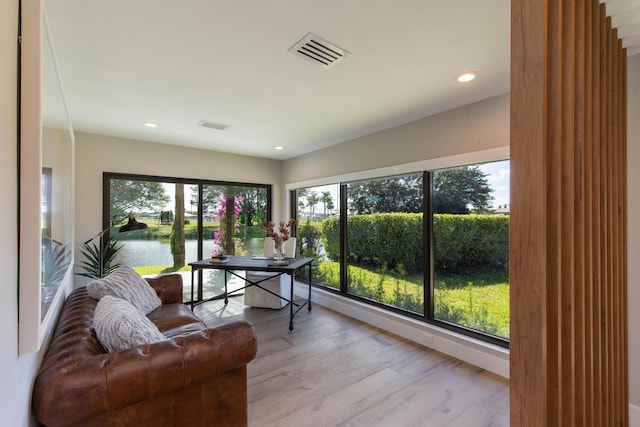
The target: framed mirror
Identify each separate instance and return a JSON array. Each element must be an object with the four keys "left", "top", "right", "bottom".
[{"left": 19, "top": 0, "right": 75, "bottom": 354}]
